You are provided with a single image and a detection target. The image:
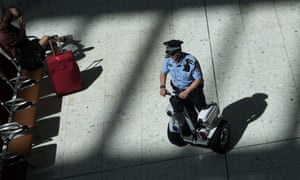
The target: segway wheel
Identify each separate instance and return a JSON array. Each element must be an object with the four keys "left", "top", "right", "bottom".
[
  {"left": 210, "top": 120, "right": 230, "bottom": 154},
  {"left": 167, "top": 125, "right": 187, "bottom": 147}
]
